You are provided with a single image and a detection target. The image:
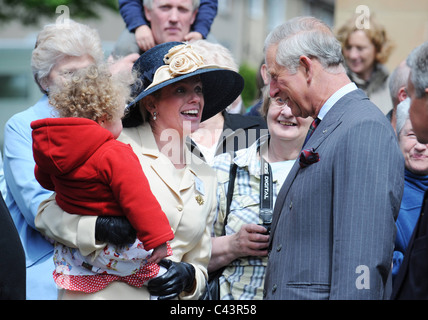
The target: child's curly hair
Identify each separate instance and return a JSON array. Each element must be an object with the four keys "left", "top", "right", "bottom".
[{"left": 48, "top": 64, "right": 131, "bottom": 122}]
